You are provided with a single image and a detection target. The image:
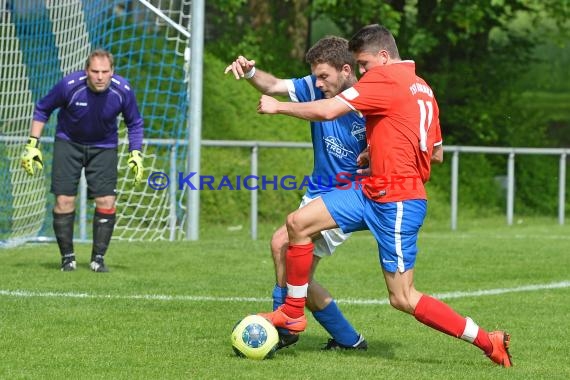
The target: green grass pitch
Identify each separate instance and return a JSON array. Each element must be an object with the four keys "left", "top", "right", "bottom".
[{"left": 1, "top": 219, "right": 569, "bottom": 379}]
